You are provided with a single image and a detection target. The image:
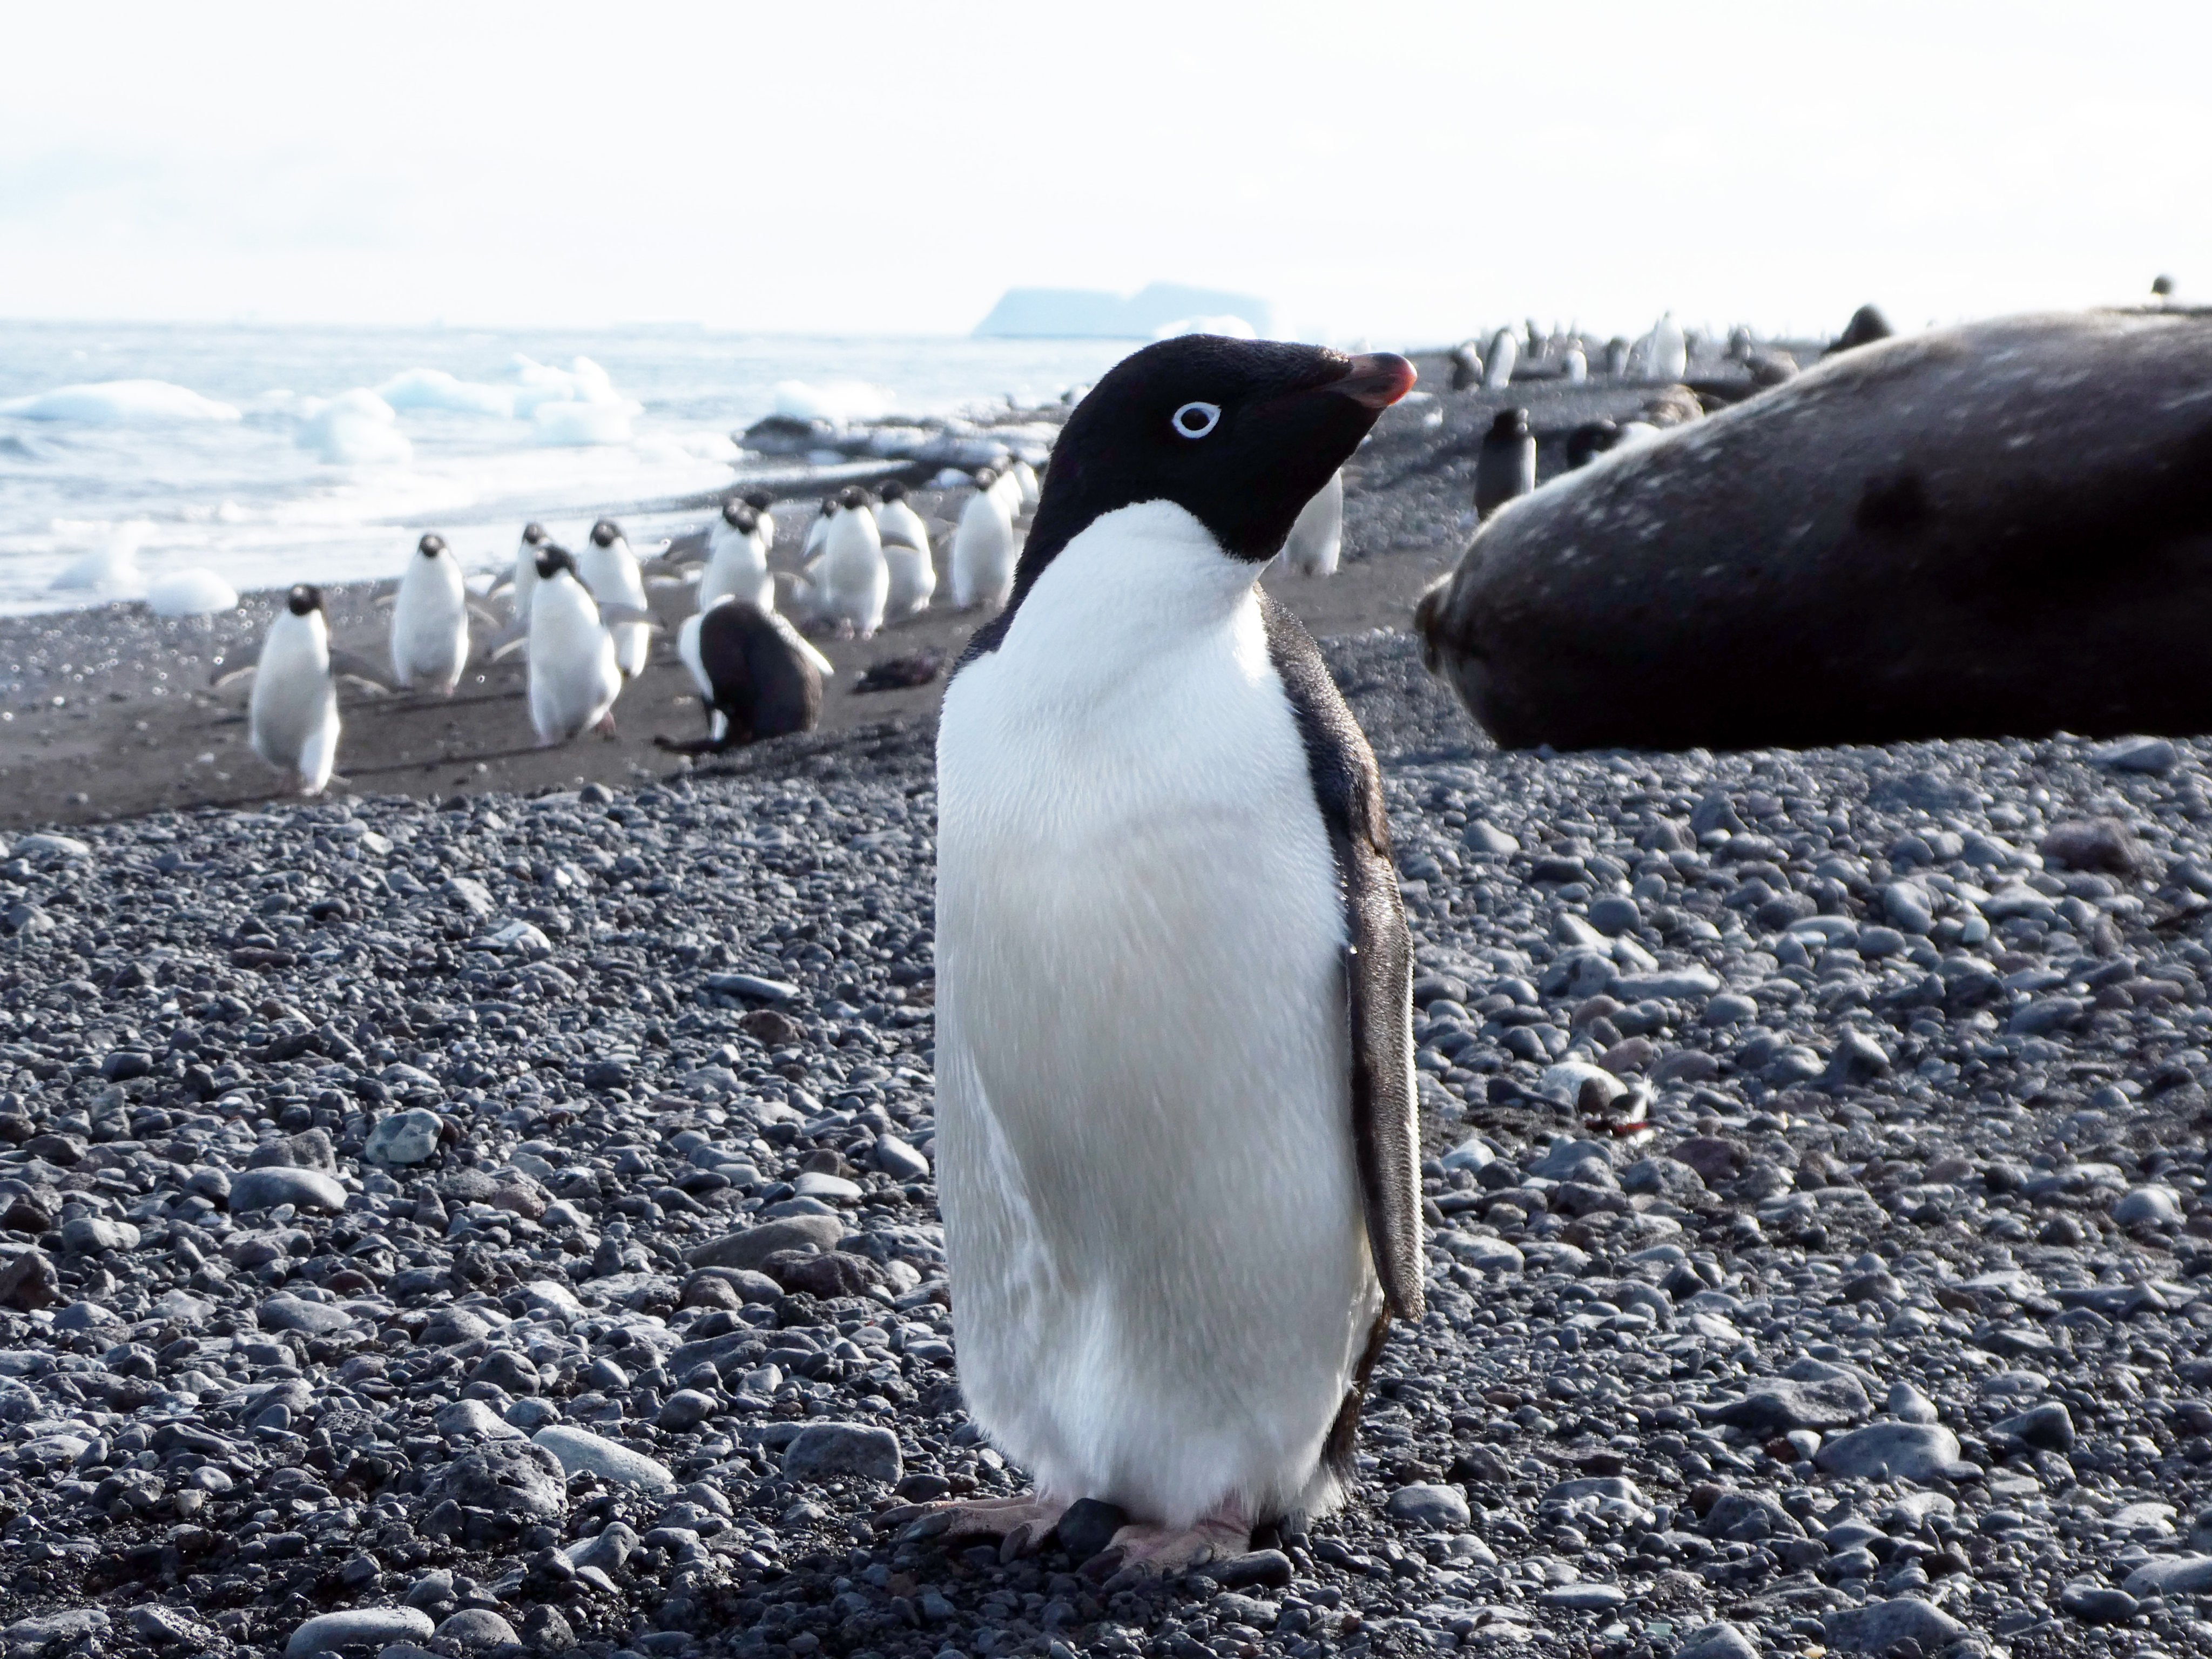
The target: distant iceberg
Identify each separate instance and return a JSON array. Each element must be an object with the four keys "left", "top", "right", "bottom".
[
  {"left": 974, "top": 282, "right": 1274, "bottom": 340},
  {"left": 1, "top": 380, "right": 241, "bottom": 425}
]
